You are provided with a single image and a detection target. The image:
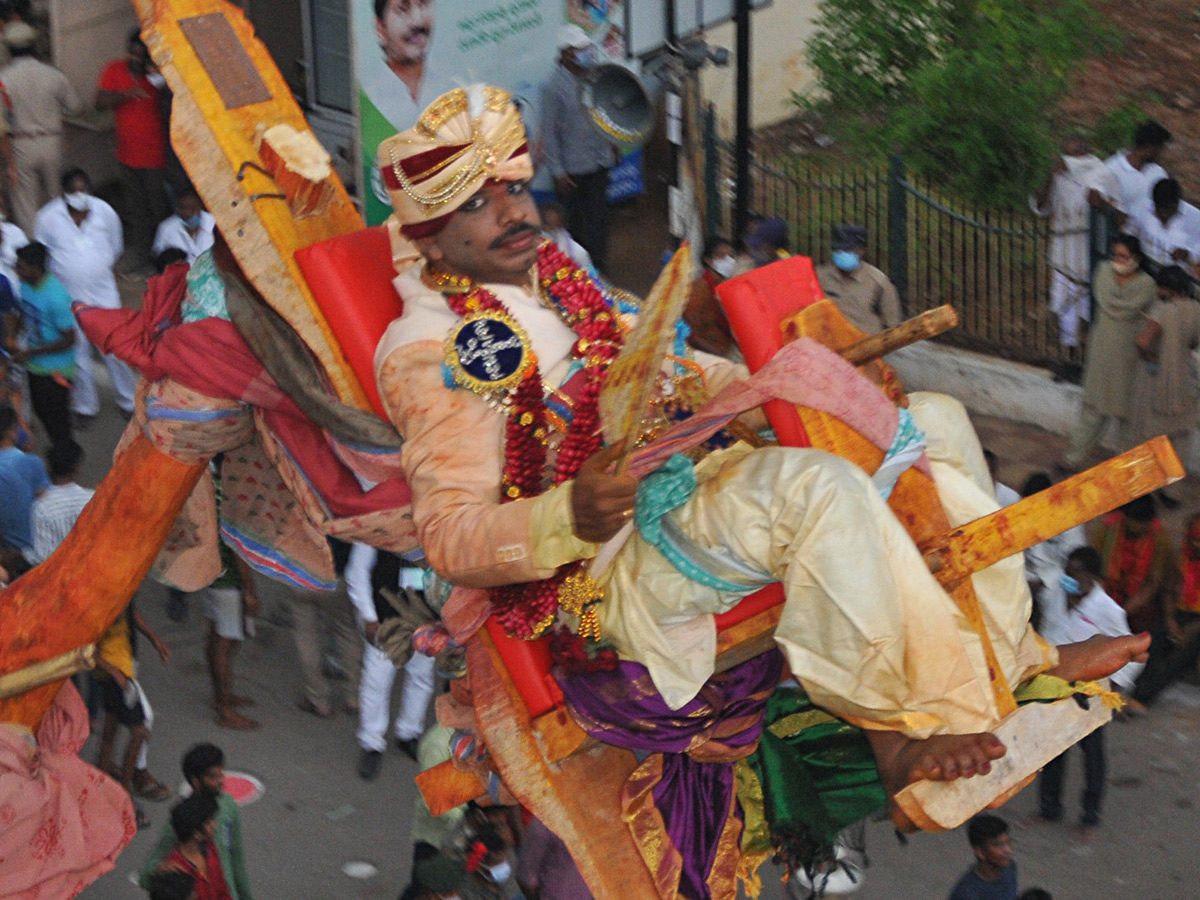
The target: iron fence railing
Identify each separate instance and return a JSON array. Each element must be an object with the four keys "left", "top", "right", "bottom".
[{"left": 706, "top": 117, "right": 1100, "bottom": 368}]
